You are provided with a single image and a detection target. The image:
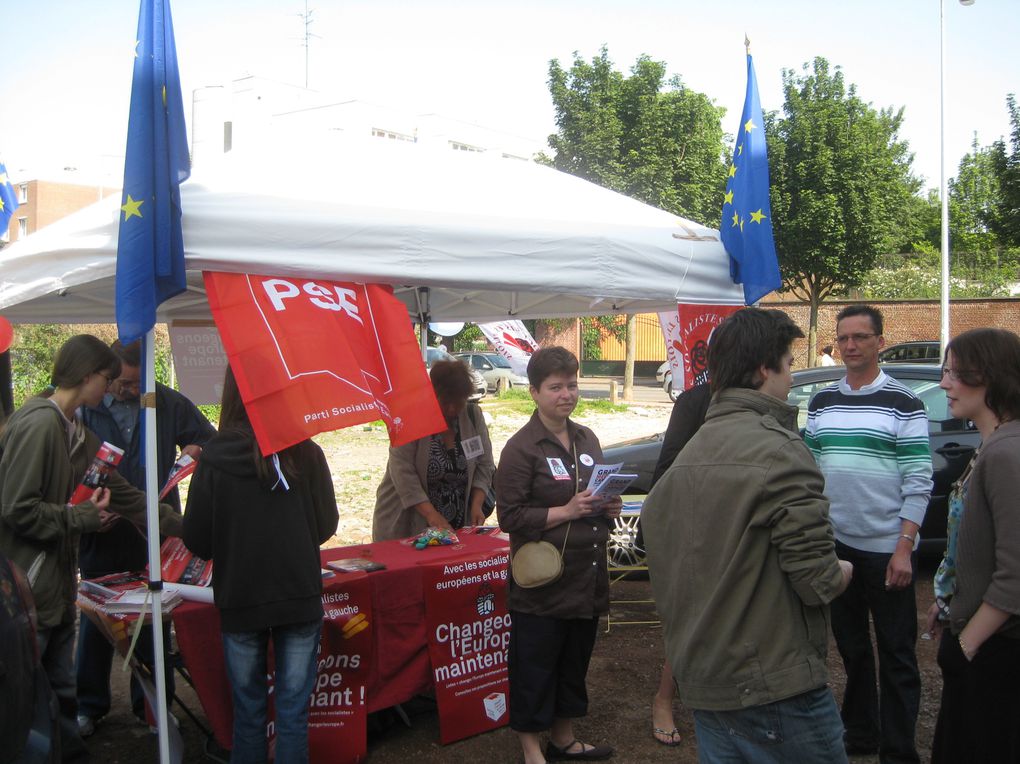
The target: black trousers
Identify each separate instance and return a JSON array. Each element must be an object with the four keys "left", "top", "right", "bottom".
[
  {"left": 507, "top": 611, "right": 598, "bottom": 732},
  {"left": 931, "top": 630, "right": 1020, "bottom": 764}
]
